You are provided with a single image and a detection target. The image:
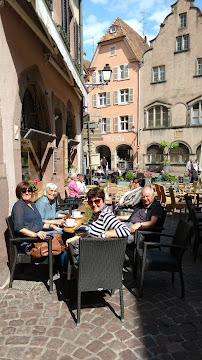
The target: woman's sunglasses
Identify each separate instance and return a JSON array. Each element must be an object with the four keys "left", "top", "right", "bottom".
[
  {"left": 88, "top": 198, "right": 101, "bottom": 206},
  {"left": 21, "top": 189, "right": 32, "bottom": 194}
]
